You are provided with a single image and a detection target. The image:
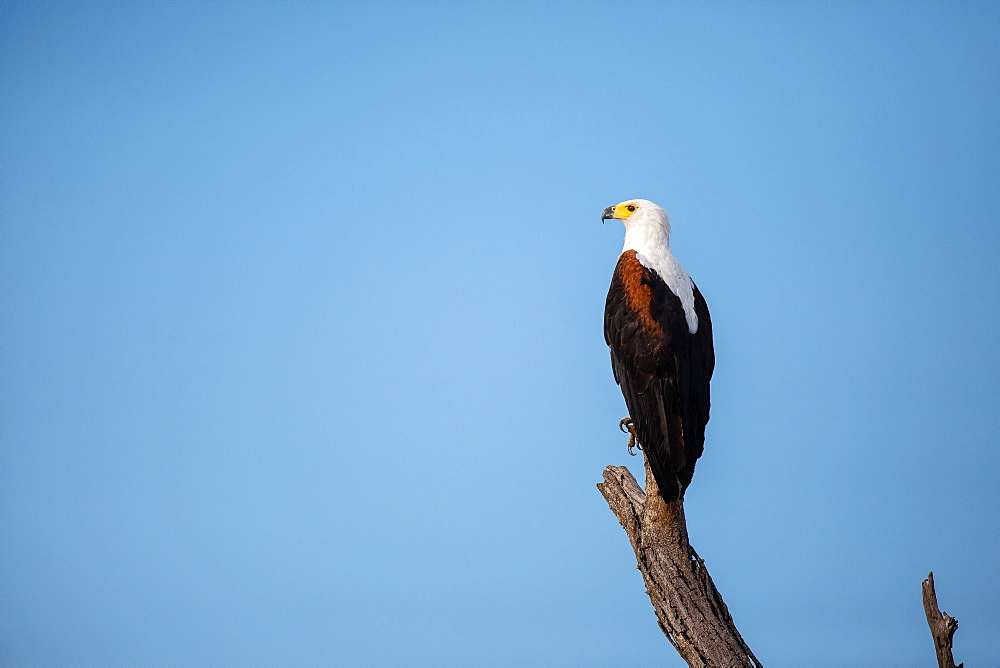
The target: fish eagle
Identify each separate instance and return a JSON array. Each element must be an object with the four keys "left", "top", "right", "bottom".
[{"left": 603, "top": 199, "right": 715, "bottom": 502}]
